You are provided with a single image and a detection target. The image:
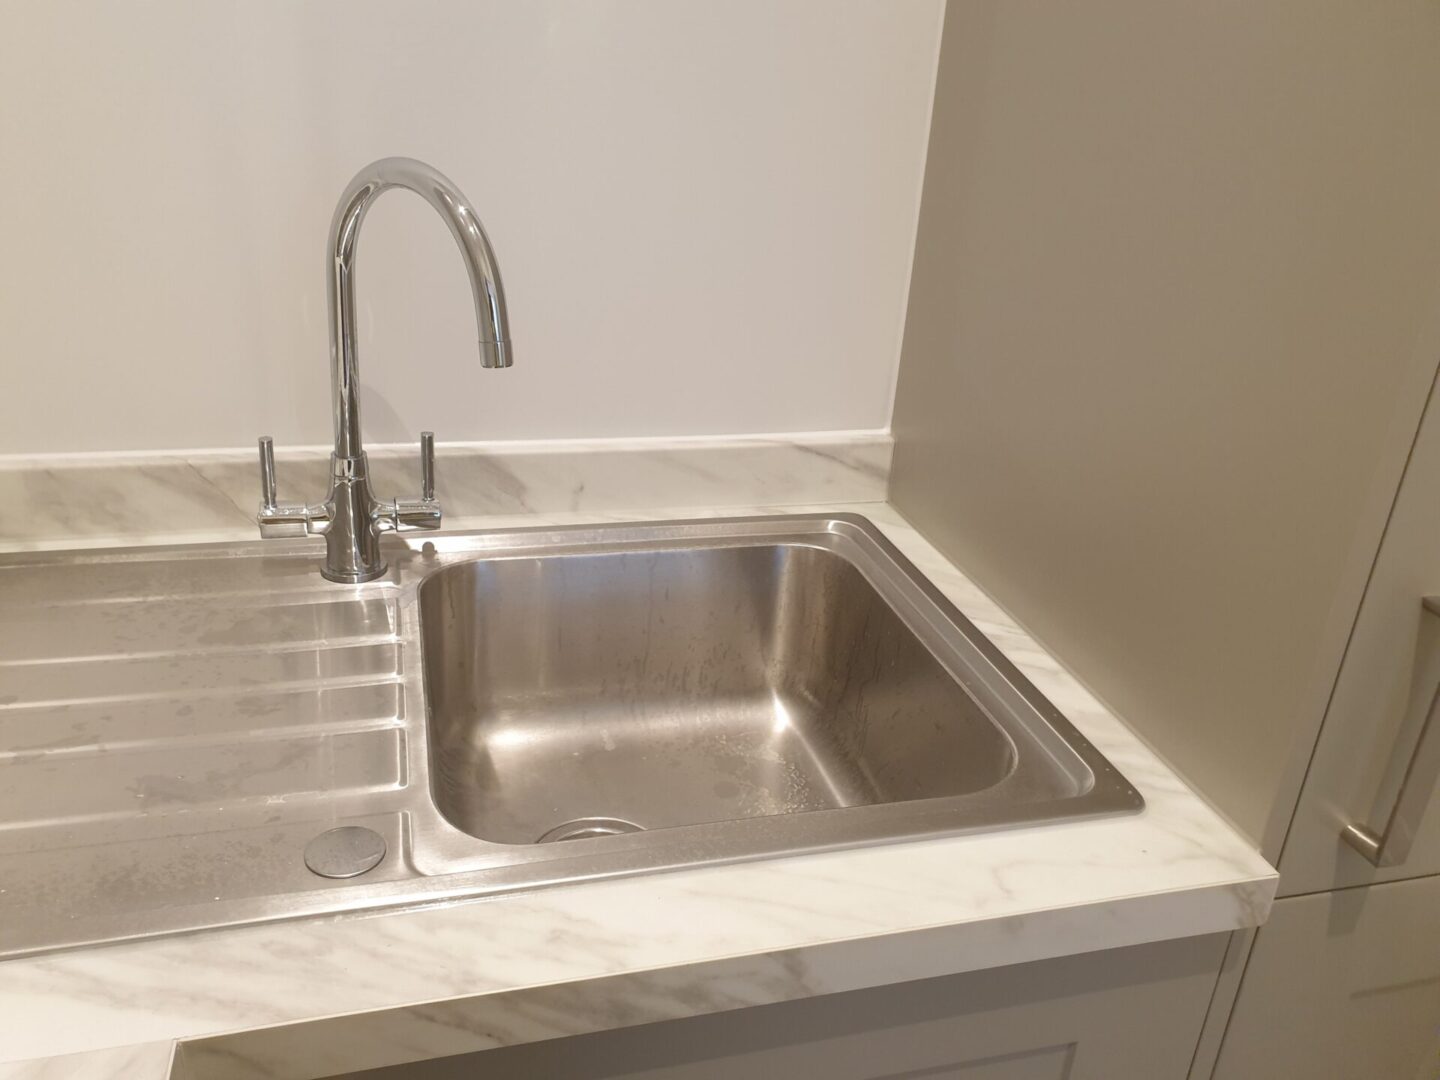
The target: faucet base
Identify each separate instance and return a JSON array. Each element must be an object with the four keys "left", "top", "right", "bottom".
[
  {"left": 318, "top": 455, "right": 390, "bottom": 583},
  {"left": 321, "top": 563, "right": 388, "bottom": 585}
]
